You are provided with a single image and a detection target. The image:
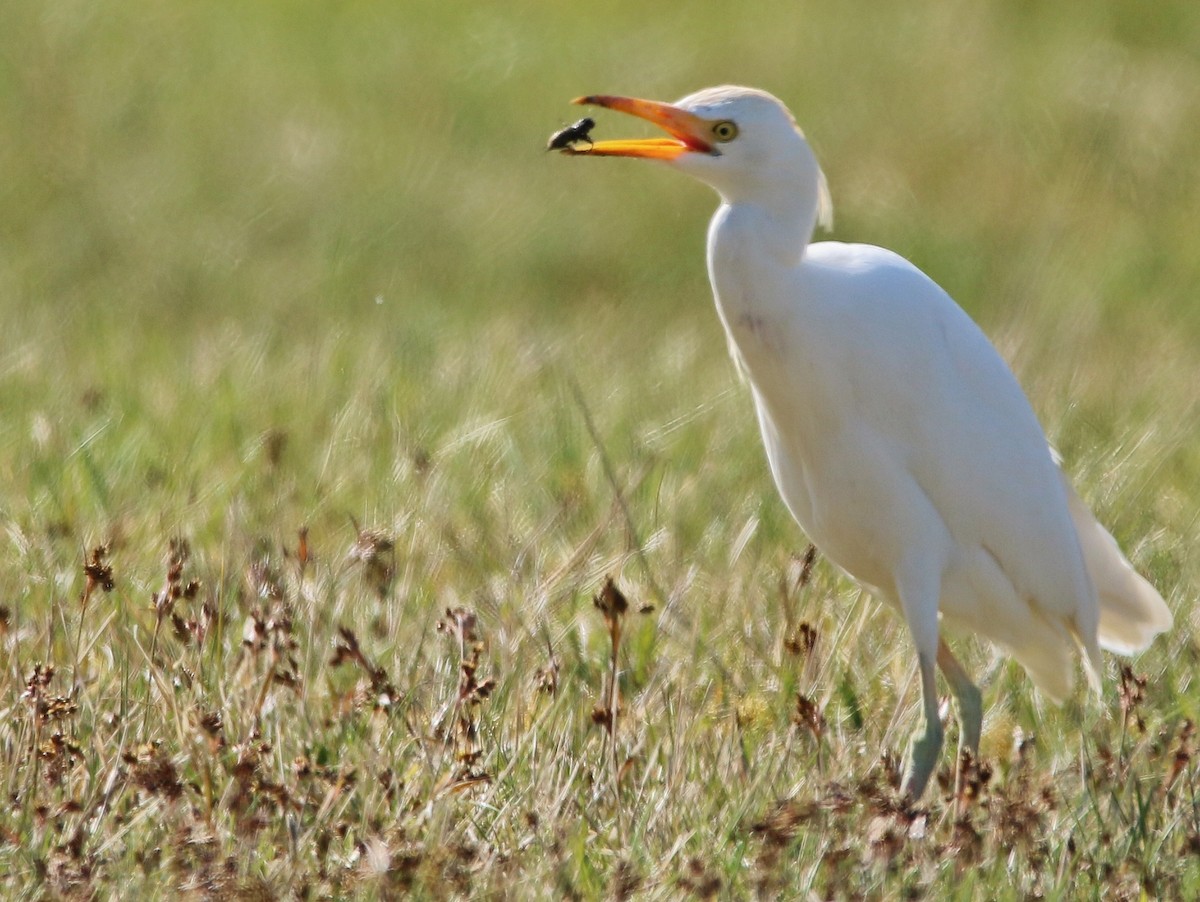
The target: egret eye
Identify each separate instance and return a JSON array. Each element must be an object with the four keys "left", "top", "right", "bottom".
[{"left": 712, "top": 120, "right": 739, "bottom": 142}]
